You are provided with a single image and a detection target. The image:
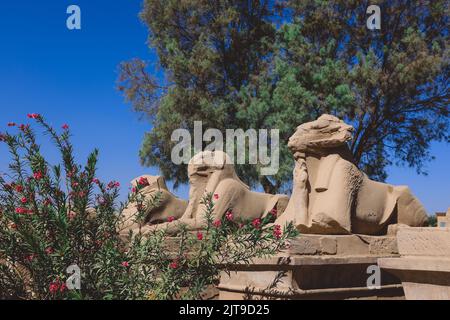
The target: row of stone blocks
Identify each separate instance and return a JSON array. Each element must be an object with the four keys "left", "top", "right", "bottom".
[{"left": 218, "top": 228, "right": 450, "bottom": 300}]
